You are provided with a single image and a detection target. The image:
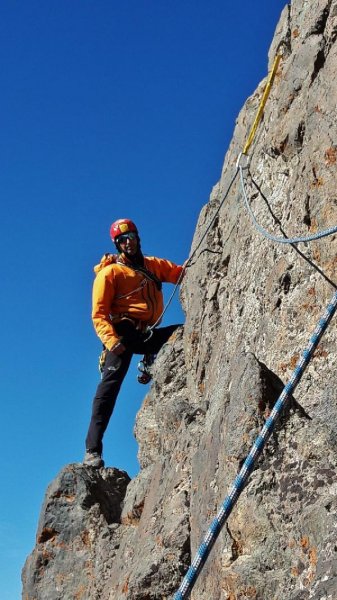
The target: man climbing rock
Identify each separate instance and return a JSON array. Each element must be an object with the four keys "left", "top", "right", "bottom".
[{"left": 83, "top": 218, "right": 185, "bottom": 468}]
